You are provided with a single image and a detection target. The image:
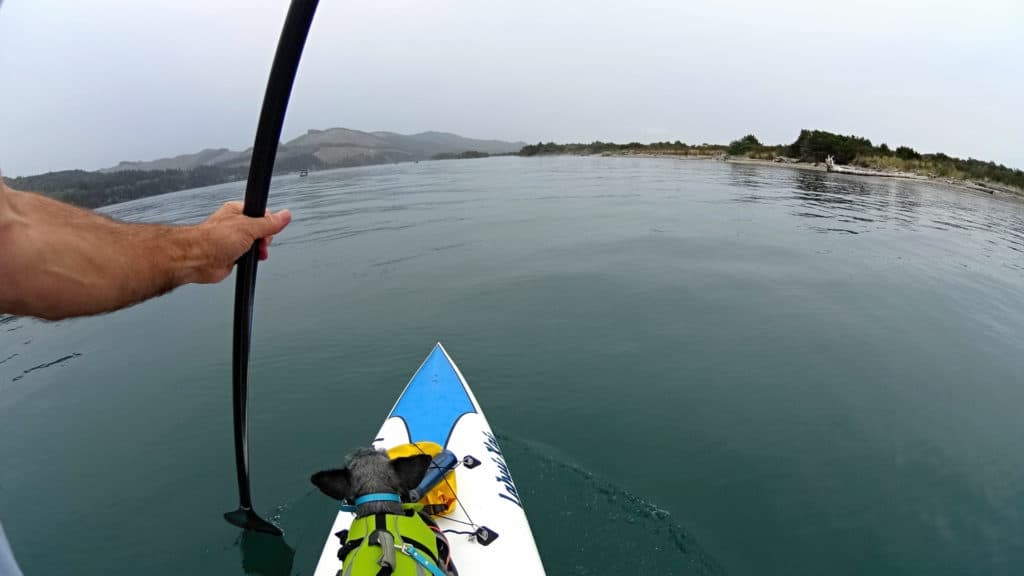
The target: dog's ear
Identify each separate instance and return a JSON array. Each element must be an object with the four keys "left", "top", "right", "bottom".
[
  {"left": 390, "top": 454, "right": 433, "bottom": 493},
  {"left": 310, "top": 468, "right": 353, "bottom": 501}
]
